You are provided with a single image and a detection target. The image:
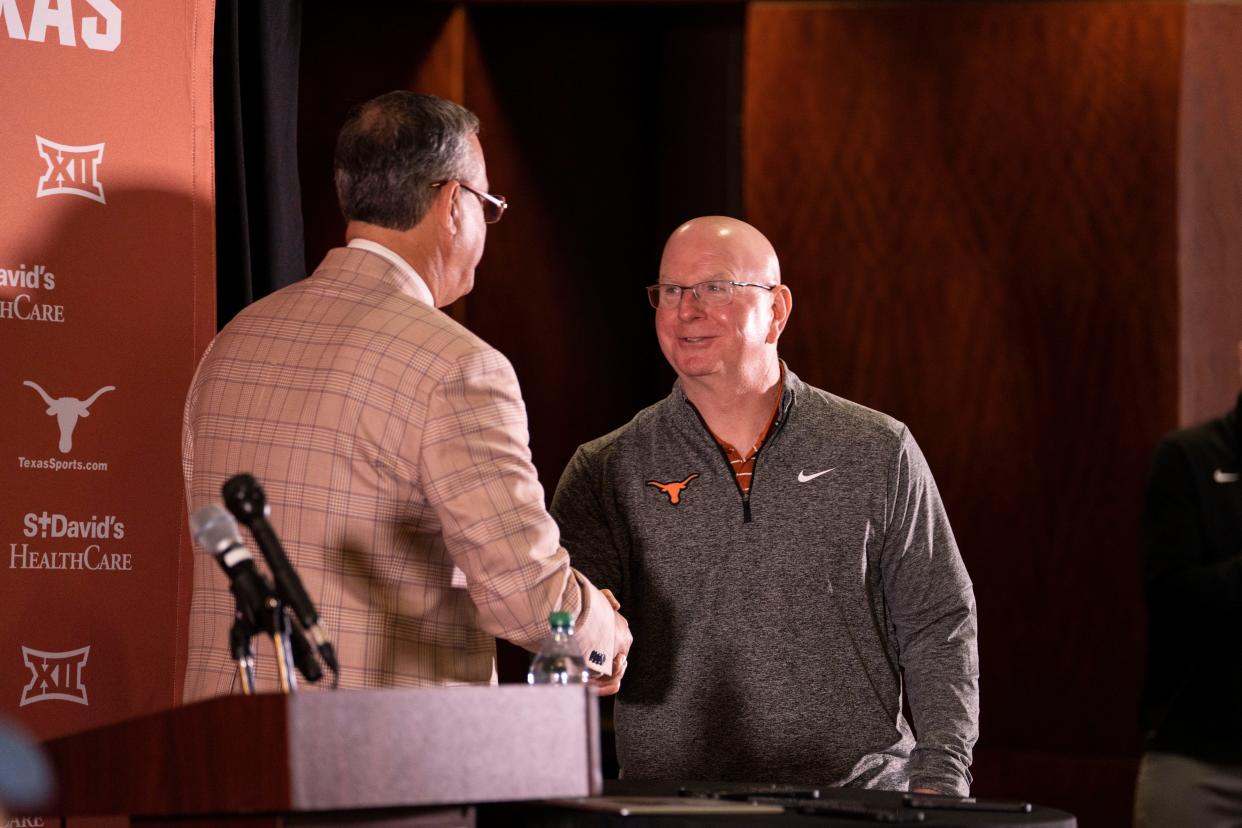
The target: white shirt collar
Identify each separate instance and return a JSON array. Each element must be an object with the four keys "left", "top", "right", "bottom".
[{"left": 346, "top": 238, "right": 435, "bottom": 307}]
